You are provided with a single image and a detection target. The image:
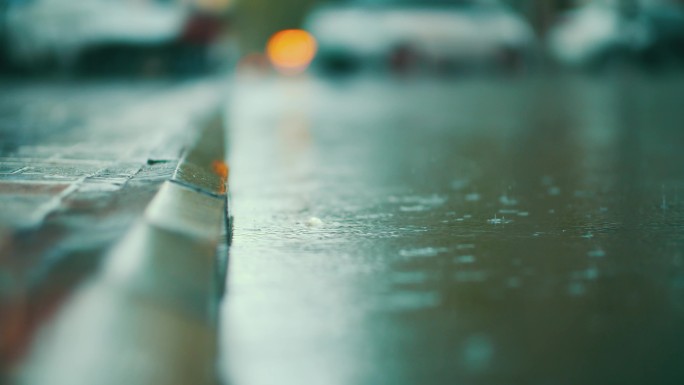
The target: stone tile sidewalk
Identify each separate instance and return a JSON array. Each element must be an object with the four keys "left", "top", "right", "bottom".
[{"left": 0, "top": 79, "right": 229, "bottom": 384}]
